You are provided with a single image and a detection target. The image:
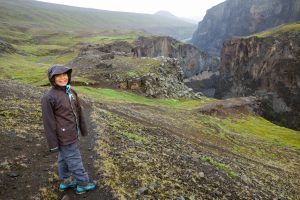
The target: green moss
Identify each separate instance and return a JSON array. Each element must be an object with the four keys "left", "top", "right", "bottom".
[
  {"left": 75, "top": 86, "right": 212, "bottom": 110},
  {"left": 84, "top": 34, "right": 137, "bottom": 44},
  {"left": 0, "top": 98, "right": 42, "bottom": 137},
  {"left": 0, "top": 110, "right": 15, "bottom": 119},
  {"left": 51, "top": 51, "right": 78, "bottom": 64},
  {"left": 18, "top": 44, "right": 67, "bottom": 56},
  {"left": 45, "top": 35, "right": 78, "bottom": 46},
  {"left": 123, "top": 132, "right": 148, "bottom": 143},
  {"left": 0, "top": 26, "right": 33, "bottom": 44},
  {"left": 246, "top": 21, "right": 300, "bottom": 38},
  {"left": 0, "top": 54, "right": 49, "bottom": 85},
  {"left": 201, "top": 156, "right": 238, "bottom": 178},
  {"left": 221, "top": 116, "right": 300, "bottom": 149}
]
